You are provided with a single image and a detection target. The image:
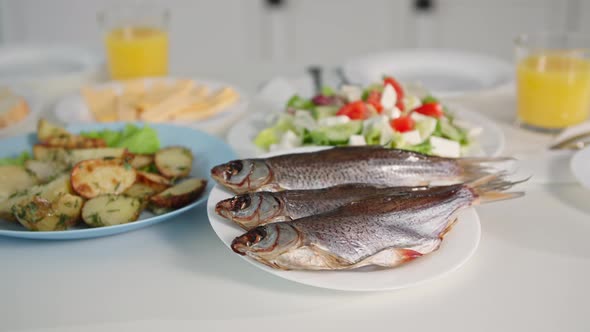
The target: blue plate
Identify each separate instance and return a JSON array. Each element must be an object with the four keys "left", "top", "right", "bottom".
[{"left": 0, "top": 123, "right": 235, "bottom": 240}]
